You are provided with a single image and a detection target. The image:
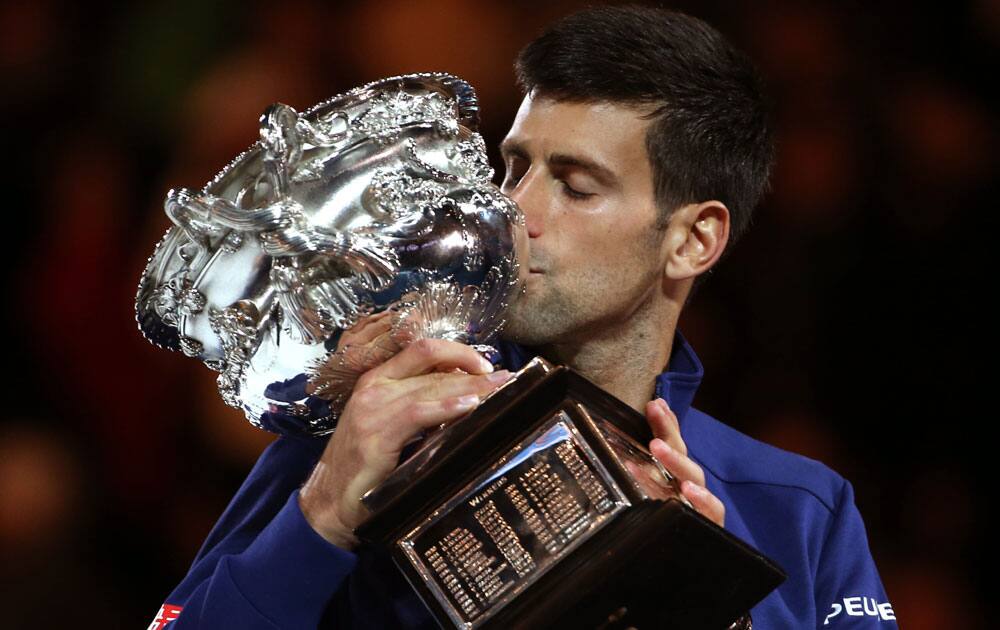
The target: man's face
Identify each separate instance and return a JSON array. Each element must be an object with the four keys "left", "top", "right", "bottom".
[{"left": 499, "top": 94, "right": 668, "bottom": 346}]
